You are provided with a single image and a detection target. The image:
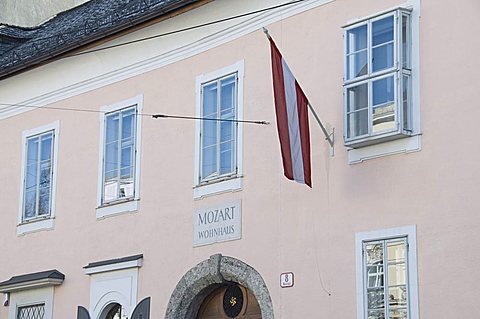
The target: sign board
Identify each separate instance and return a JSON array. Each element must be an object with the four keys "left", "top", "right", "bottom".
[
  {"left": 280, "top": 272, "right": 294, "bottom": 288},
  {"left": 193, "top": 200, "right": 241, "bottom": 247}
]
